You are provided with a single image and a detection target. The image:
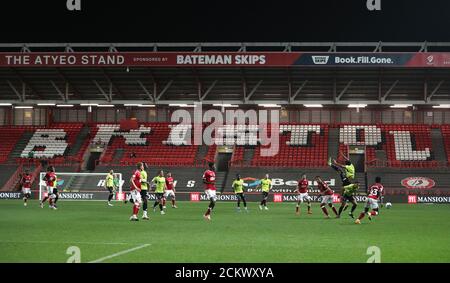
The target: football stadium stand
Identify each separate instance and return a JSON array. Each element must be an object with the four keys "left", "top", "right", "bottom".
[
  {"left": 0, "top": 126, "right": 27, "bottom": 163},
  {"left": 249, "top": 124, "right": 329, "bottom": 168},
  {"left": 97, "top": 123, "right": 198, "bottom": 167},
  {"left": 441, "top": 125, "right": 450, "bottom": 163},
  {"left": 1, "top": 122, "right": 450, "bottom": 201},
  {"left": 2, "top": 123, "right": 450, "bottom": 170}
]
